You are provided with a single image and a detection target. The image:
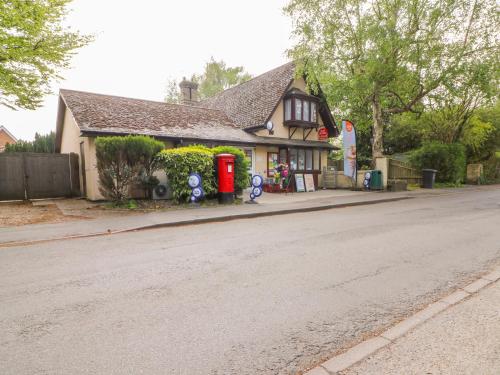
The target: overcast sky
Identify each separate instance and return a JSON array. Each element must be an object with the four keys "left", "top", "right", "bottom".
[{"left": 1, "top": 0, "right": 293, "bottom": 141}]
